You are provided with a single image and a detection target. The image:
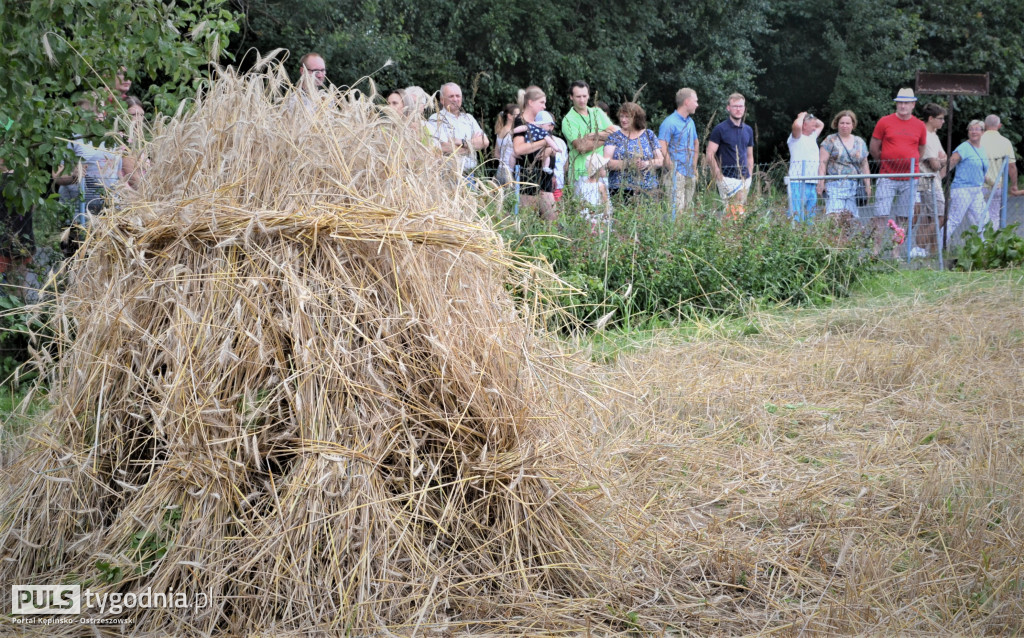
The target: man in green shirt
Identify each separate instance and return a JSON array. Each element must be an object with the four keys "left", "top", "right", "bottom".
[{"left": 561, "top": 81, "right": 617, "bottom": 187}]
